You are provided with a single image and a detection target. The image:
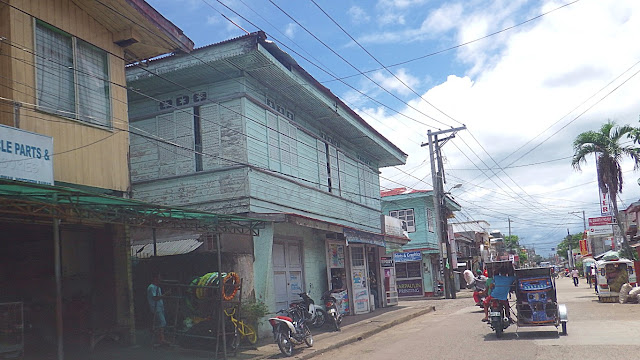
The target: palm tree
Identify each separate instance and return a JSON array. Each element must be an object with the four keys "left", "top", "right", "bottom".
[{"left": 571, "top": 120, "right": 640, "bottom": 259}]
